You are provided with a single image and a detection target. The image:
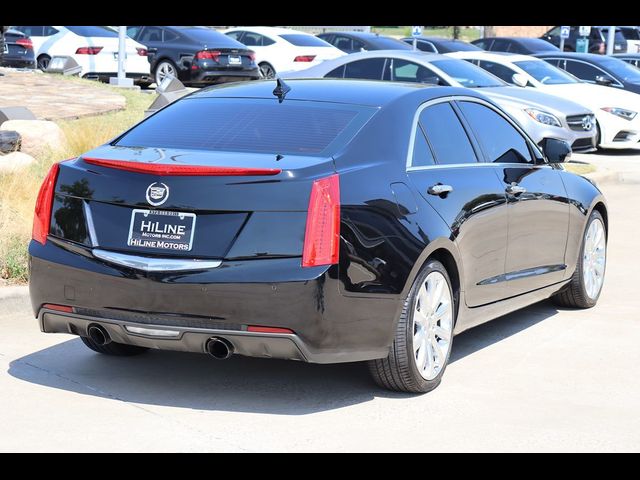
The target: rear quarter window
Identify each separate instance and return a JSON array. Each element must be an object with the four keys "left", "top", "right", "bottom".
[
  {"left": 65, "top": 26, "right": 118, "bottom": 37},
  {"left": 115, "top": 98, "right": 376, "bottom": 156},
  {"left": 280, "top": 34, "right": 332, "bottom": 47}
]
